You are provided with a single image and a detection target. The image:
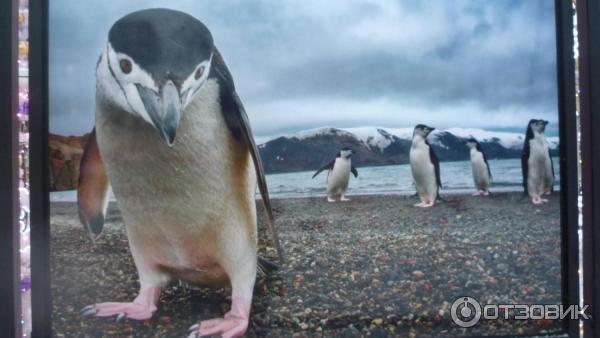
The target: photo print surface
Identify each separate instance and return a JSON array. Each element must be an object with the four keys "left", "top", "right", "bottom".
[{"left": 49, "top": 1, "right": 563, "bottom": 337}]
